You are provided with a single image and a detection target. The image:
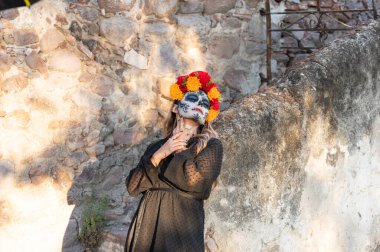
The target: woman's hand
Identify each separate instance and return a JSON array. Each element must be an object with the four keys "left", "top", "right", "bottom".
[
  {"left": 150, "top": 132, "right": 188, "bottom": 166},
  {"left": 151, "top": 118, "right": 188, "bottom": 166}
]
